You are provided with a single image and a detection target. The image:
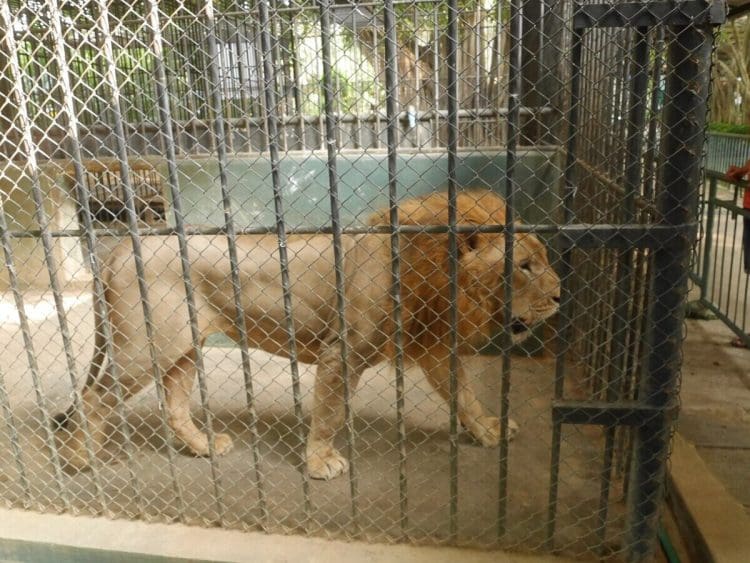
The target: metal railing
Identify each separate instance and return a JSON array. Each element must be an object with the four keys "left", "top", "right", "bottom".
[
  {"left": 705, "top": 131, "right": 750, "bottom": 177},
  {"left": 691, "top": 171, "right": 750, "bottom": 346}
]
